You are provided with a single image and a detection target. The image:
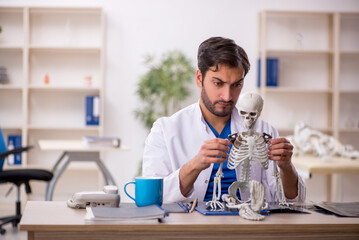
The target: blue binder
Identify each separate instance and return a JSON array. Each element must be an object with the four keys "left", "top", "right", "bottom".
[
  {"left": 257, "top": 58, "right": 279, "bottom": 87},
  {"left": 7, "top": 135, "right": 22, "bottom": 165},
  {"left": 86, "top": 96, "right": 100, "bottom": 126},
  {"left": 195, "top": 202, "right": 309, "bottom": 215},
  {"left": 195, "top": 202, "right": 238, "bottom": 215}
]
